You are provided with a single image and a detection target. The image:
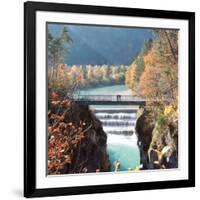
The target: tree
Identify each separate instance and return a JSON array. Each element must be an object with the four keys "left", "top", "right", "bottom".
[
  {"left": 134, "top": 55, "right": 144, "bottom": 82},
  {"left": 48, "top": 27, "right": 72, "bottom": 68},
  {"left": 142, "top": 39, "right": 153, "bottom": 55},
  {"left": 86, "top": 65, "right": 94, "bottom": 84},
  {"left": 140, "top": 59, "right": 163, "bottom": 98},
  {"left": 125, "top": 30, "right": 178, "bottom": 101},
  {"left": 119, "top": 65, "right": 128, "bottom": 74},
  {"left": 153, "top": 30, "right": 178, "bottom": 99},
  {"left": 125, "top": 38, "right": 153, "bottom": 92},
  {"left": 139, "top": 37, "right": 176, "bottom": 100},
  {"left": 101, "top": 65, "right": 109, "bottom": 80},
  {"left": 125, "top": 63, "right": 137, "bottom": 90},
  {"left": 93, "top": 65, "right": 102, "bottom": 82},
  {"left": 153, "top": 30, "right": 178, "bottom": 65},
  {"left": 109, "top": 65, "right": 118, "bottom": 82}
]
